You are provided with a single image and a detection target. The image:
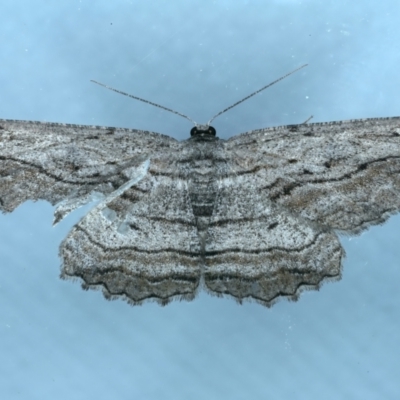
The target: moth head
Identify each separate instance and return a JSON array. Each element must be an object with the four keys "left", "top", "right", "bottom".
[{"left": 190, "top": 125, "right": 216, "bottom": 137}]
